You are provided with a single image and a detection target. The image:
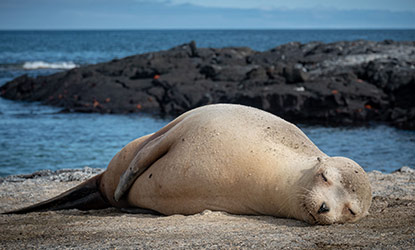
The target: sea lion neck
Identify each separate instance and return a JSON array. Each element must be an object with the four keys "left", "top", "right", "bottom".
[{"left": 258, "top": 156, "right": 319, "bottom": 218}]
